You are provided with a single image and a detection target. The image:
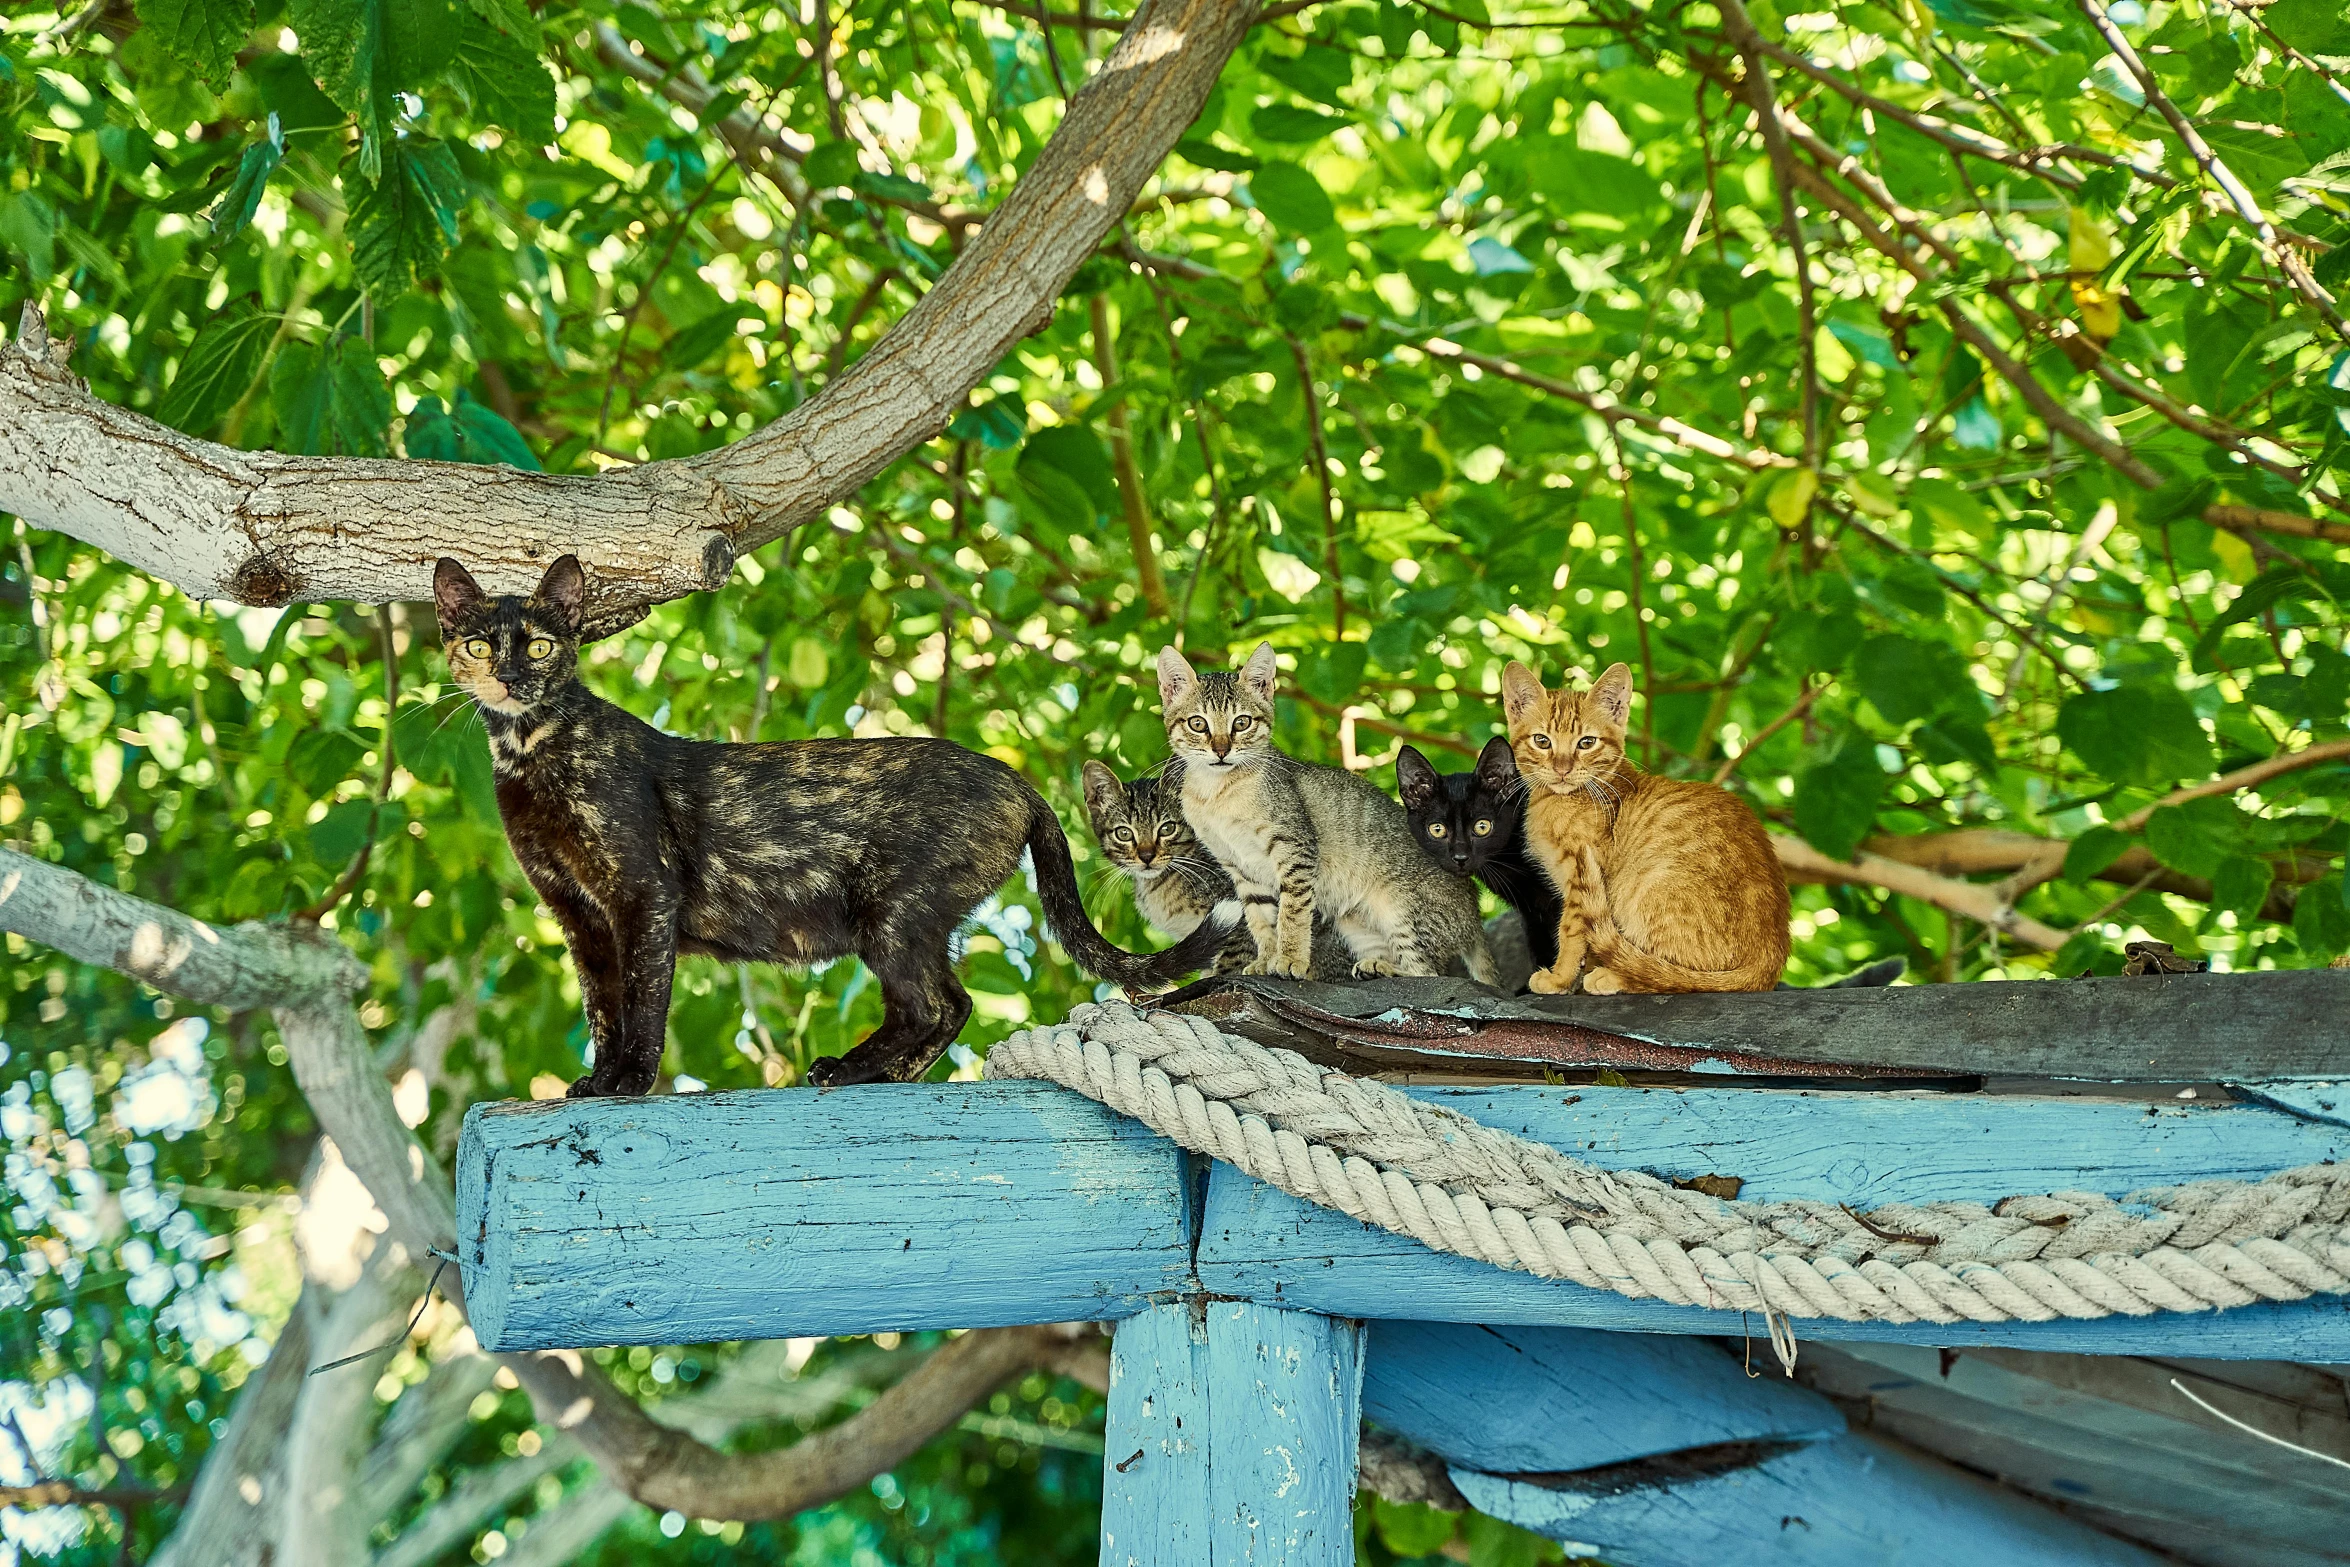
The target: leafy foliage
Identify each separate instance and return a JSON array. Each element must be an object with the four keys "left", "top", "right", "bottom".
[{"left": 4, "top": 0, "right": 2349, "bottom": 1558}]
